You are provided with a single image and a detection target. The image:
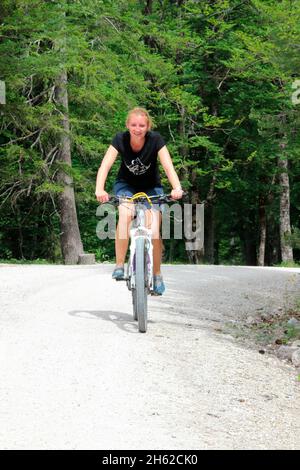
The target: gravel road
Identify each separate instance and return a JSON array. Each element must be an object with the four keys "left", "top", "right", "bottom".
[{"left": 0, "top": 264, "right": 299, "bottom": 450}]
